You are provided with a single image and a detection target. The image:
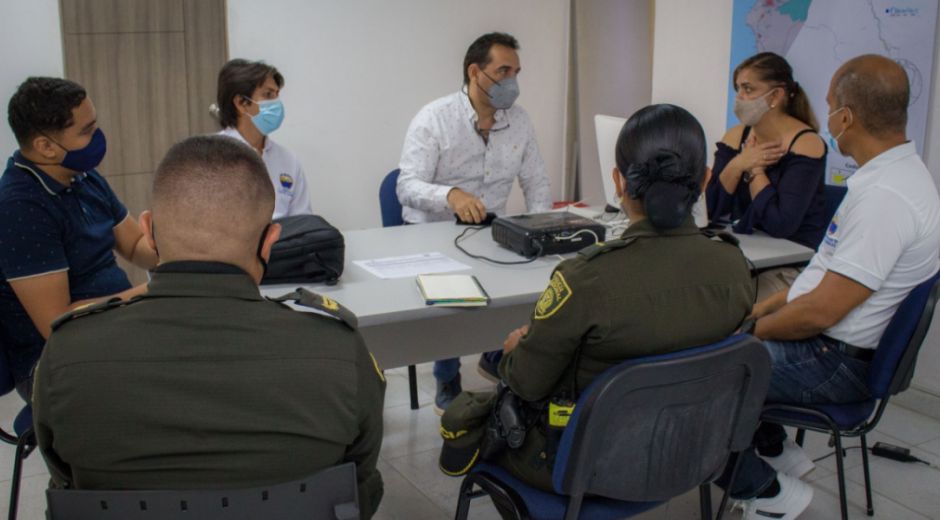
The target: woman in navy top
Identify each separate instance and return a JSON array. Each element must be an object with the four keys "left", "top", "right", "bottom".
[{"left": 706, "top": 52, "right": 827, "bottom": 250}]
